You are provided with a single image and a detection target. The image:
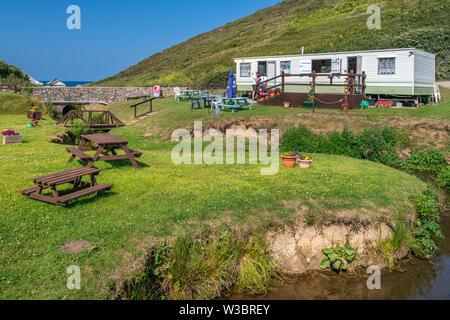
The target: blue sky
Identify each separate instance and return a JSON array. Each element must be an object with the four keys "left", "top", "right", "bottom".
[{"left": 0, "top": 0, "right": 281, "bottom": 81}]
